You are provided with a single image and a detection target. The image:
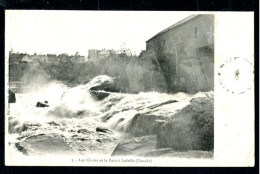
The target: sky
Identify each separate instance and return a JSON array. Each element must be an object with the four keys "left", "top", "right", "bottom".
[{"left": 5, "top": 10, "right": 194, "bottom": 57}]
